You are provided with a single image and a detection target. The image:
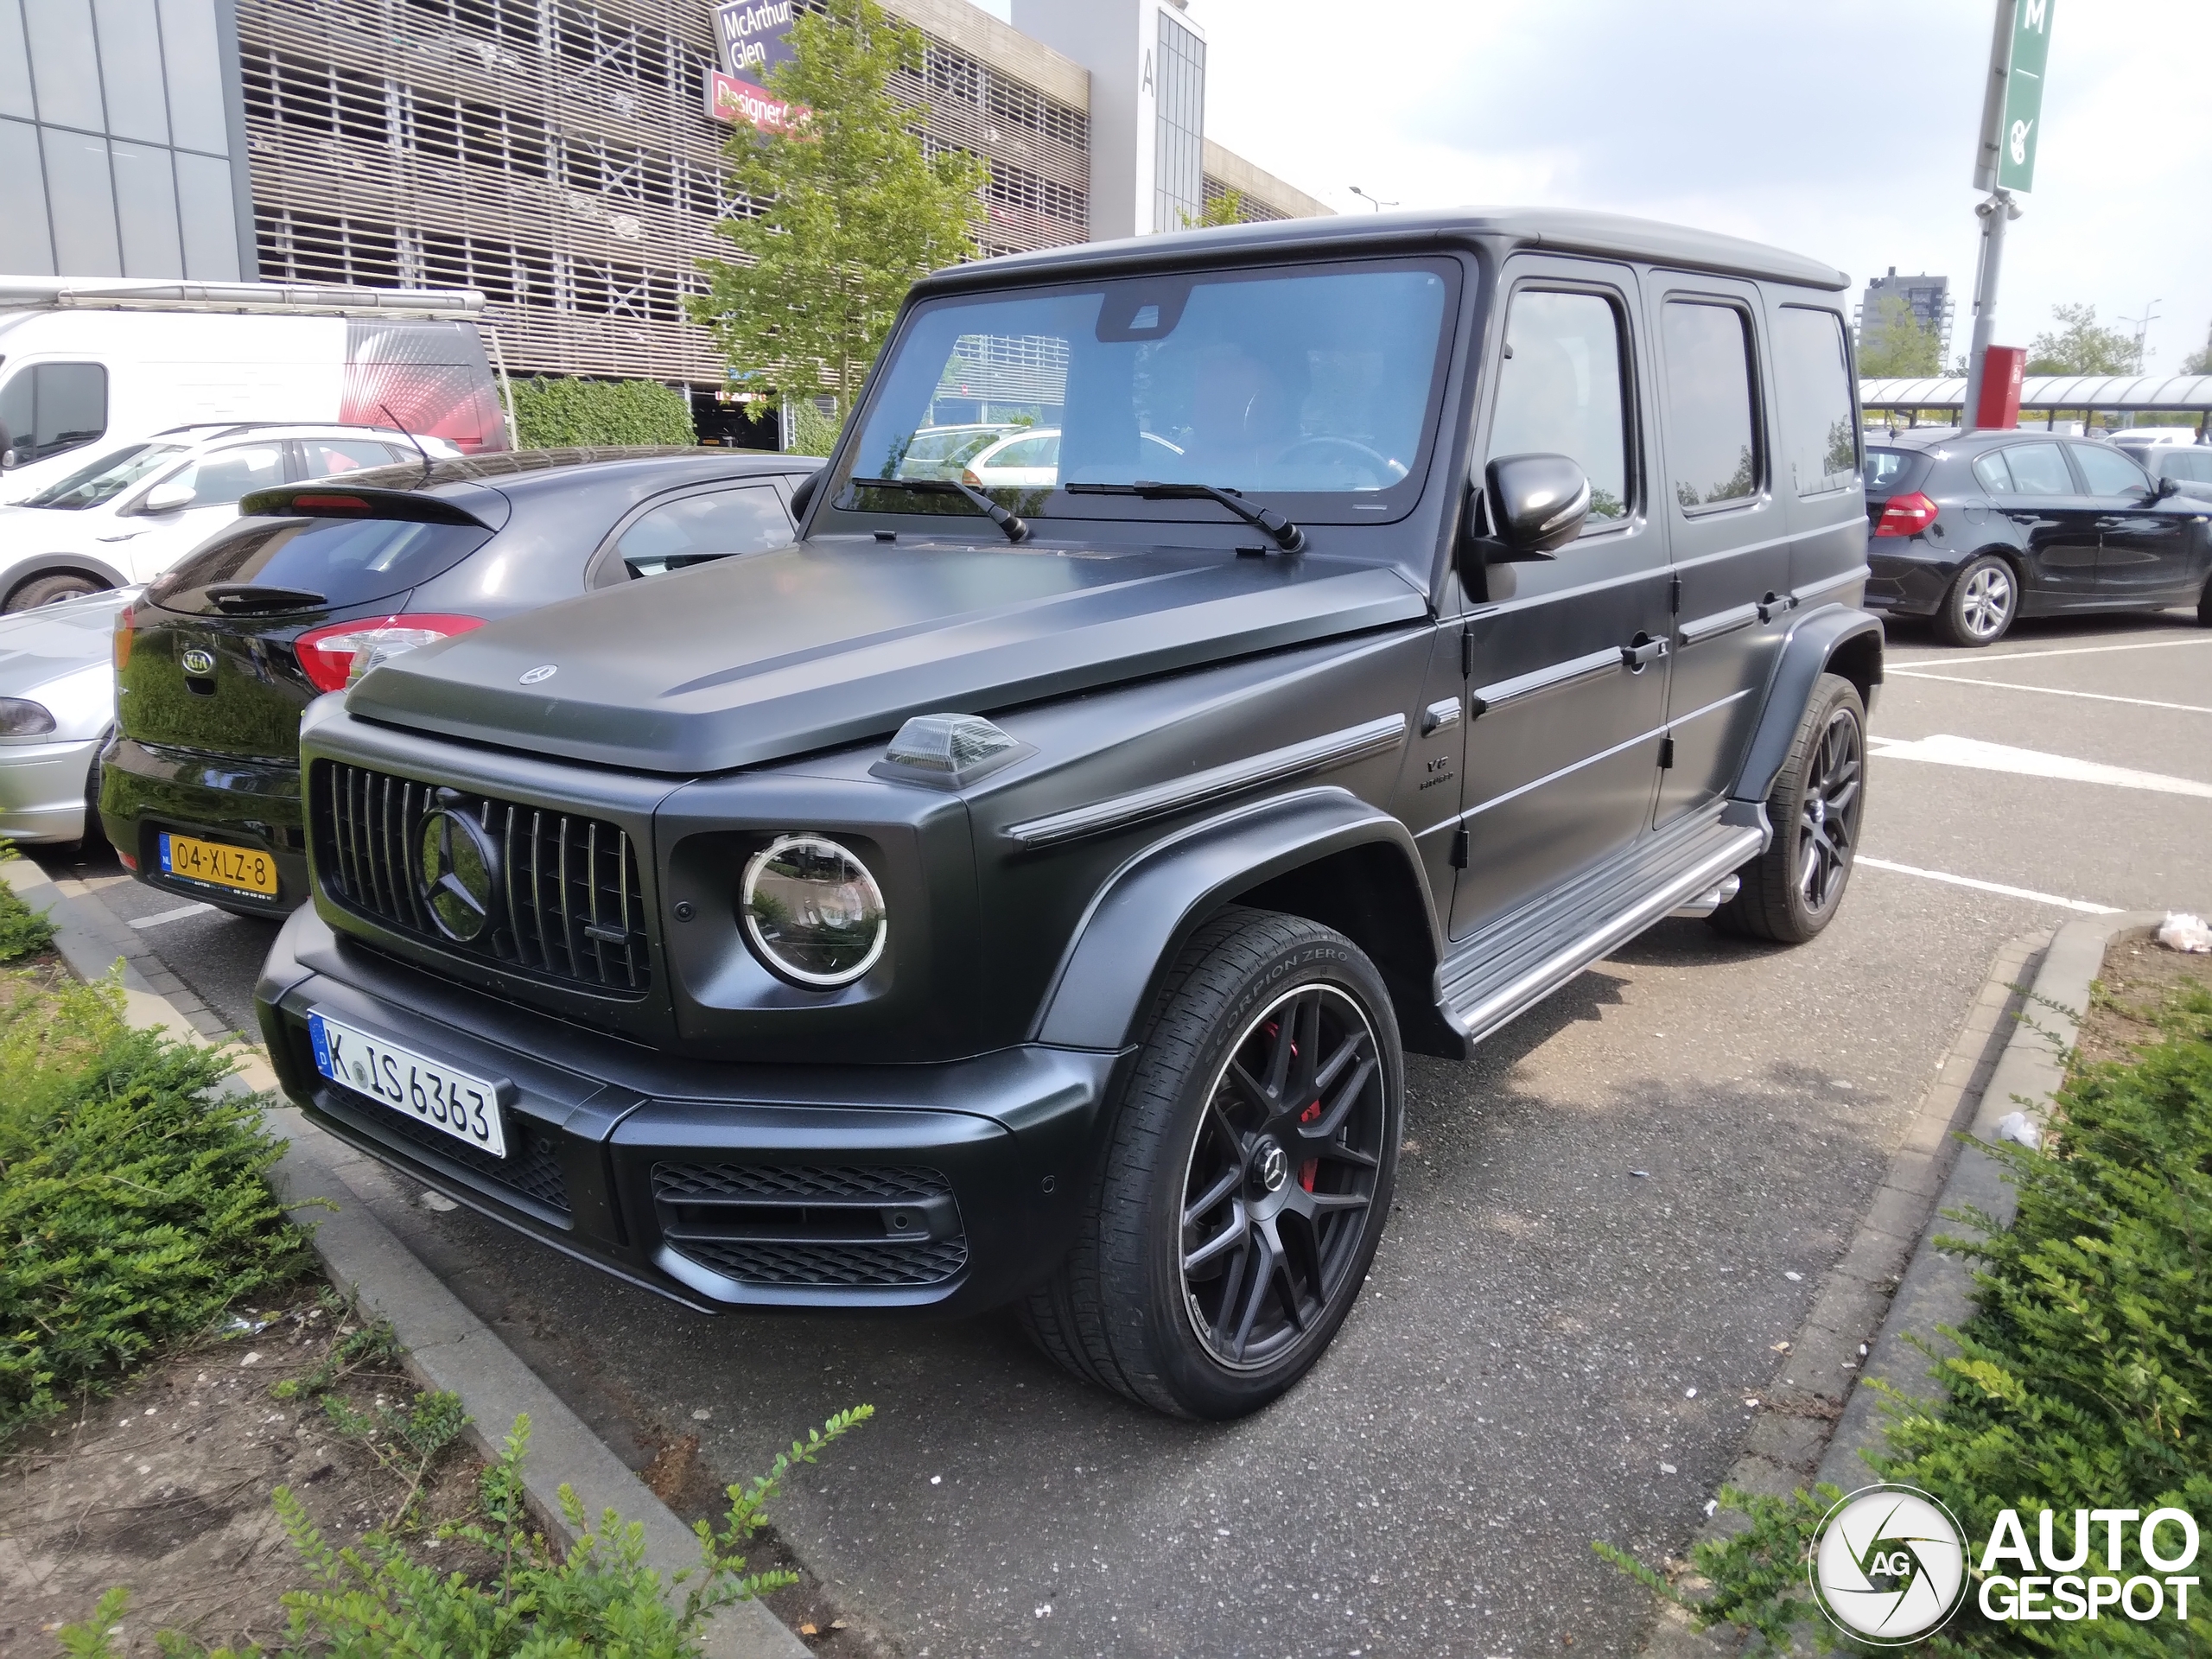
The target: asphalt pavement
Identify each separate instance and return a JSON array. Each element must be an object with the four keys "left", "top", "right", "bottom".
[{"left": 35, "top": 606, "right": 2212, "bottom": 1657}]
